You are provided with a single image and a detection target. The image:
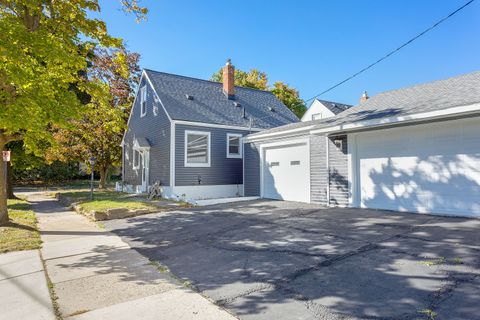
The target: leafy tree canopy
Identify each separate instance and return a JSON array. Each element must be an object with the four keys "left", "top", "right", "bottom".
[
  {"left": 46, "top": 47, "right": 141, "bottom": 188},
  {"left": 211, "top": 67, "right": 306, "bottom": 118},
  {"left": 0, "top": 0, "right": 145, "bottom": 223}
]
